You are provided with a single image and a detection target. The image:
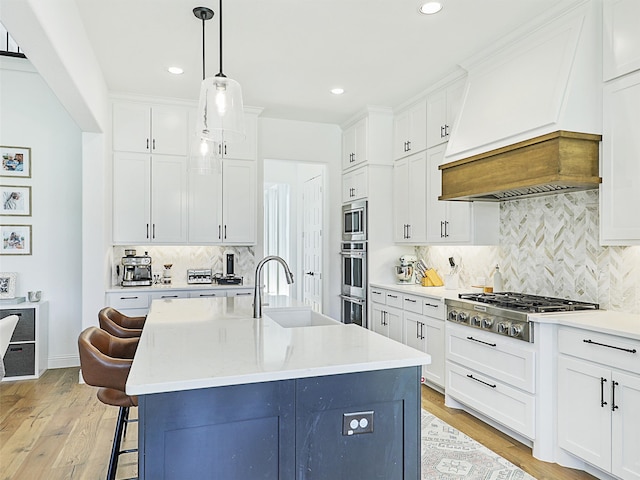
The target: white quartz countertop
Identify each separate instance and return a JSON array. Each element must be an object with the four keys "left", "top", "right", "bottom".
[
  {"left": 106, "top": 283, "right": 253, "bottom": 293},
  {"left": 530, "top": 310, "right": 640, "bottom": 341},
  {"left": 126, "top": 296, "right": 431, "bottom": 396},
  {"left": 369, "top": 282, "right": 468, "bottom": 301}
]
